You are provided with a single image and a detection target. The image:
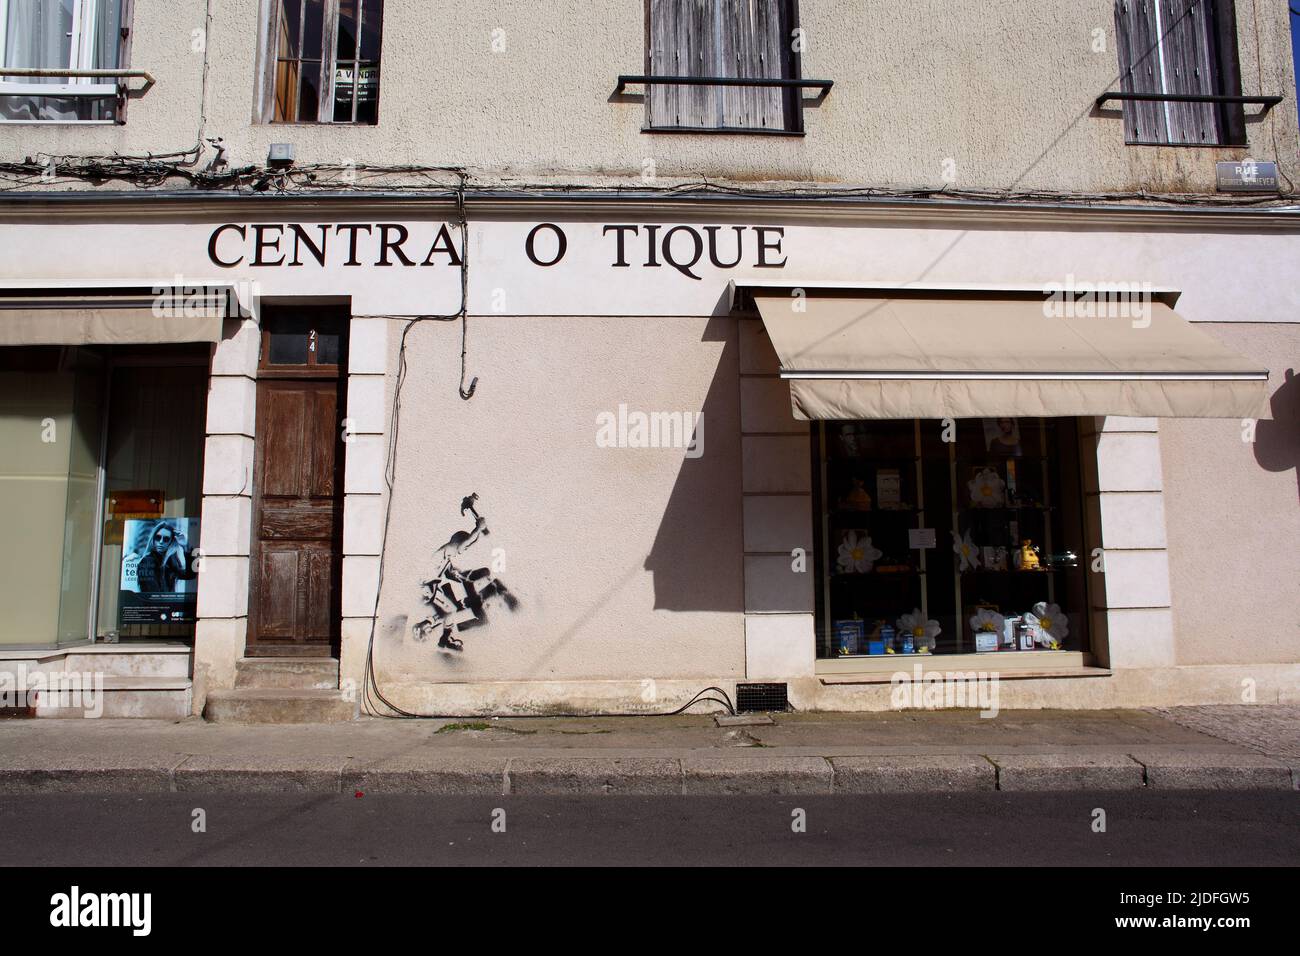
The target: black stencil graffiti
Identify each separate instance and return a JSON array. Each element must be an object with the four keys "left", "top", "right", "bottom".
[{"left": 413, "top": 494, "right": 519, "bottom": 652}]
